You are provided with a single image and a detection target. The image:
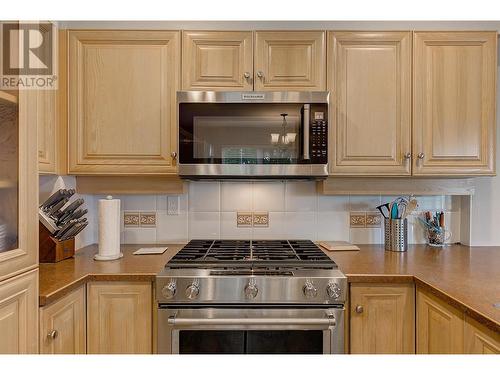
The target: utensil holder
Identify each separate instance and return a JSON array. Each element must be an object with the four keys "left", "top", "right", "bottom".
[
  {"left": 39, "top": 222, "right": 75, "bottom": 263},
  {"left": 384, "top": 218, "right": 408, "bottom": 252}
]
